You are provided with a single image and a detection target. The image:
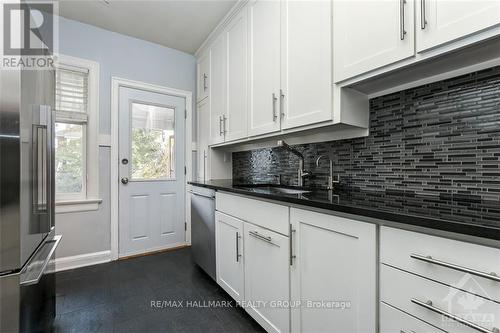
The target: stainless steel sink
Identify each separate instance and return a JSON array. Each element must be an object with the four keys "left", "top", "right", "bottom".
[
  {"left": 268, "top": 187, "right": 311, "bottom": 195},
  {"left": 240, "top": 186, "right": 311, "bottom": 195}
]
